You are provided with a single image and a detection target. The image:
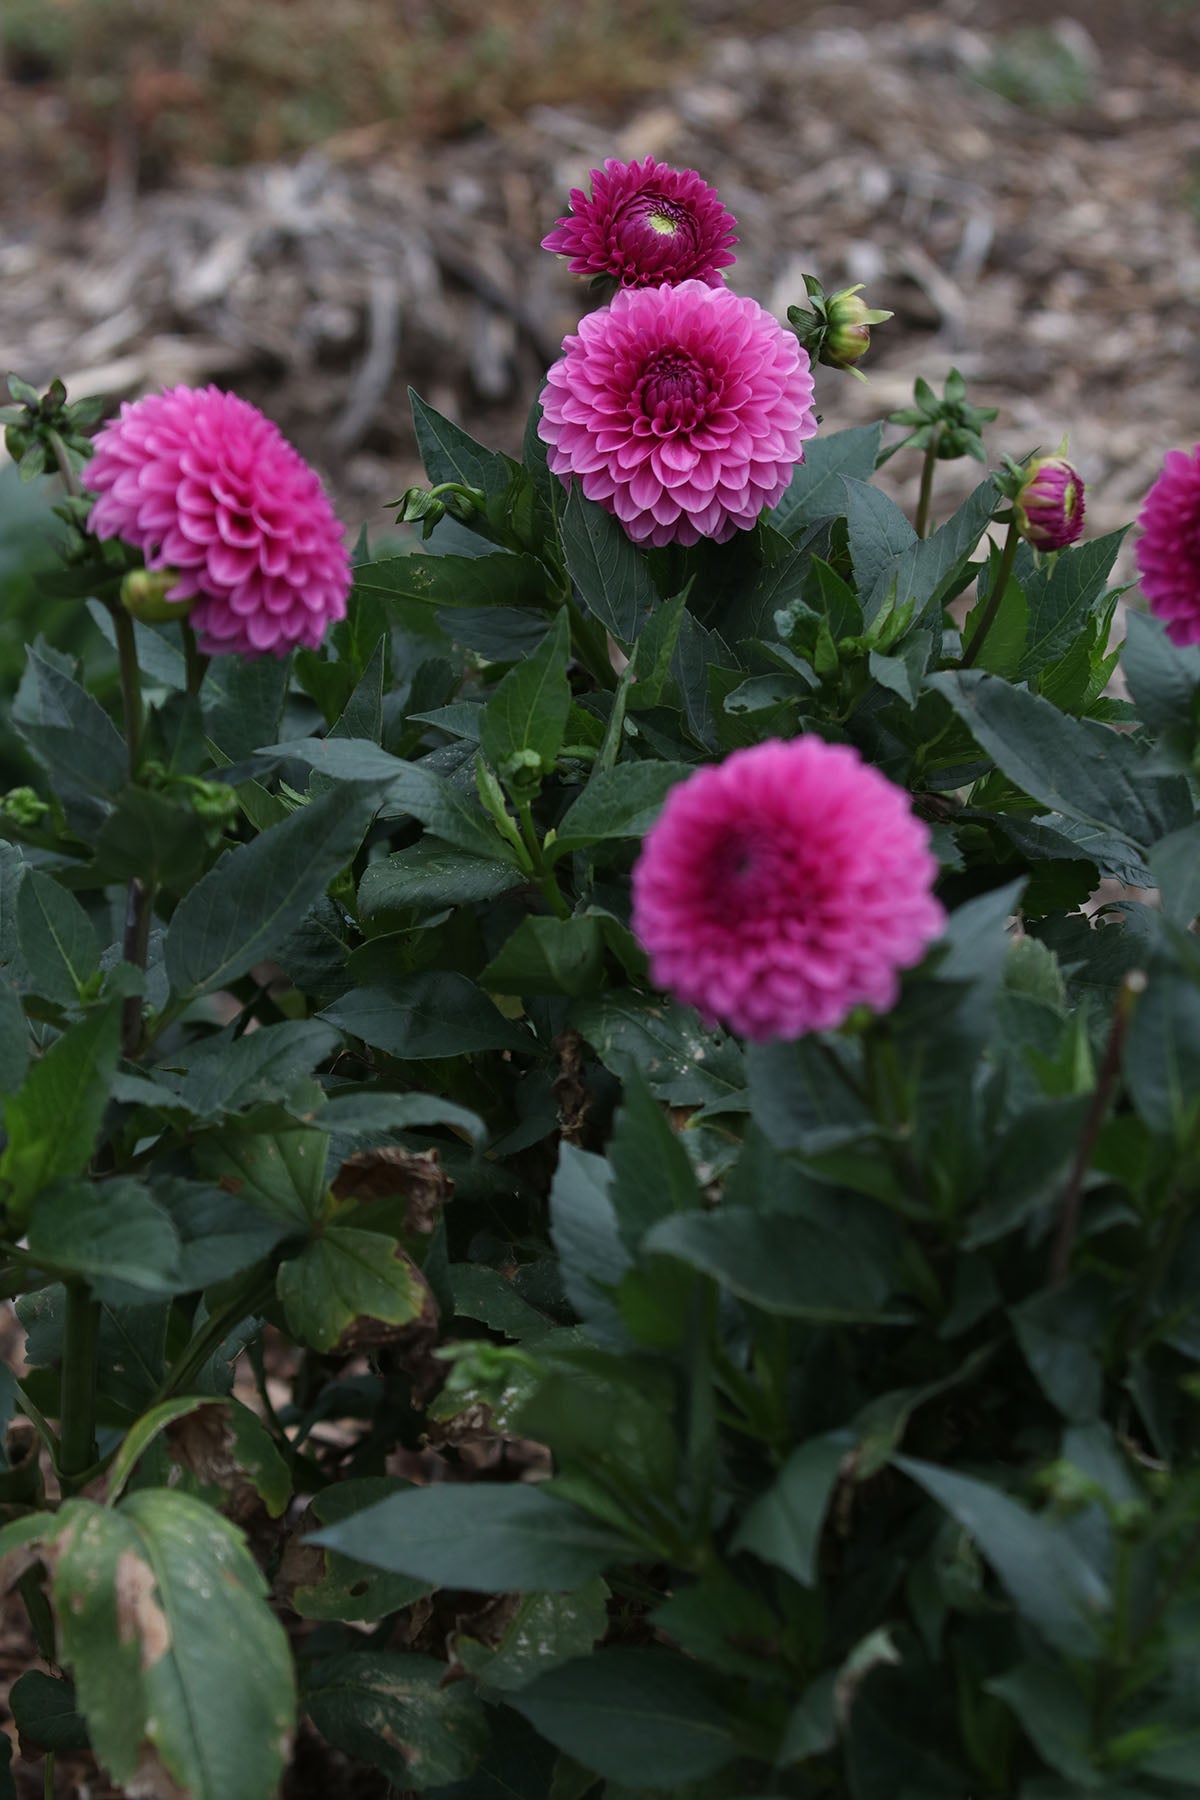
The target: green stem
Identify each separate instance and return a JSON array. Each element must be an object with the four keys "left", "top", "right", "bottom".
[
  {"left": 516, "top": 801, "right": 571, "bottom": 921},
  {"left": 153, "top": 1270, "right": 276, "bottom": 1406},
  {"left": 597, "top": 657, "right": 635, "bottom": 776},
  {"left": 959, "top": 519, "right": 1020, "bottom": 671},
  {"left": 46, "top": 429, "right": 81, "bottom": 499},
  {"left": 182, "top": 618, "right": 209, "bottom": 696},
  {"left": 914, "top": 429, "right": 941, "bottom": 539},
  {"left": 105, "top": 600, "right": 144, "bottom": 777},
  {"left": 565, "top": 597, "right": 617, "bottom": 691},
  {"left": 120, "top": 874, "right": 155, "bottom": 1059},
  {"left": 43, "top": 1750, "right": 54, "bottom": 1800},
  {"left": 58, "top": 1283, "right": 100, "bottom": 1491},
  {"left": 1050, "top": 970, "right": 1146, "bottom": 1286}
]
